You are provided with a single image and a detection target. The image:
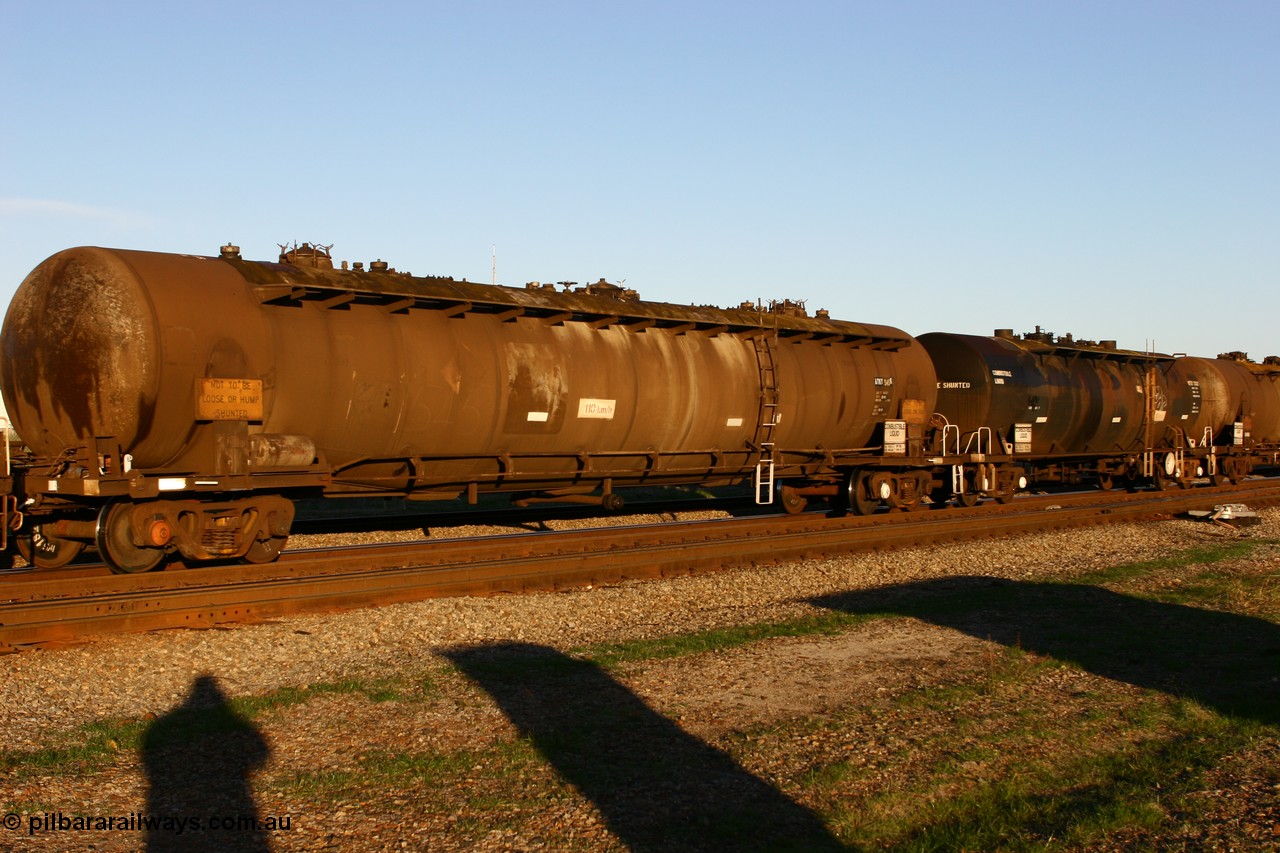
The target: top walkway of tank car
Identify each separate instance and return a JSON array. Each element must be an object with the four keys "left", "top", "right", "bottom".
[{"left": 222, "top": 254, "right": 913, "bottom": 351}]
